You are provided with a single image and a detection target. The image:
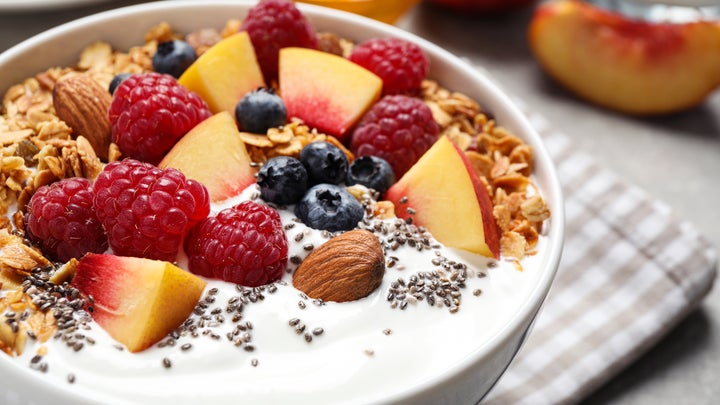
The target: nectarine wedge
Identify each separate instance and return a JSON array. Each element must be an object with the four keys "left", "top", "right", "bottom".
[
  {"left": 385, "top": 136, "right": 500, "bottom": 258},
  {"left": 529, "top": 0, "right": 720, "bottom": 115},
  {"left": 178, "top": 32, "right": 265, "bottom": 114},
  {"left": 72, "top": 253, "right": 206, "bottom": 353},
  {"left": 279, "top": 47, "right": 382, "bottom": 141},
  {"left": 159, "top": 111, "right": 256, "bottom": 202}
]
